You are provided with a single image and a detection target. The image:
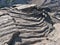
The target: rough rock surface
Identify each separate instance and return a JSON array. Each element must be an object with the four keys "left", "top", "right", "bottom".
[{"left": 0, "top": 0, "right": 60, "bottom": 45}]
